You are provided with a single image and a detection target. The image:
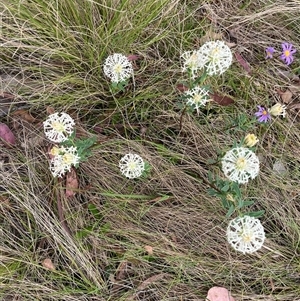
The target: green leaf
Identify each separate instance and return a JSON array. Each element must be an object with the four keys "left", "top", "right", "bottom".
[
  {"left": 207, "top": 188, "right": 218, "bottom": 197},
  {"left": 226, "top": 204, "right": 235, "bottom": 217},
  {"left": 75, "top": 226, "right": 93, "bottom": 239},
  {"left": 237, "top": 197, "right": 244, "bottom": 209},
  {"left": 207, "top": 158, "right": 217, "bottom": 165},
  {"left": 242, "top": 200, "right": 254, "bottom": 207},
  {"left": 207, "top": 171, "right": 214, "bottom": 182},
  {"left": 221, "top": 196, "right": 230, "bottom": 209},
  {"left": 221, "top": 184, "right": 229, "bottom": 192},
  {"left": 245, "top": 210, "right": 265, "bottom": 218},
  {"left": 88, "top": 203, "right": 102, "bottom": 220}
]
